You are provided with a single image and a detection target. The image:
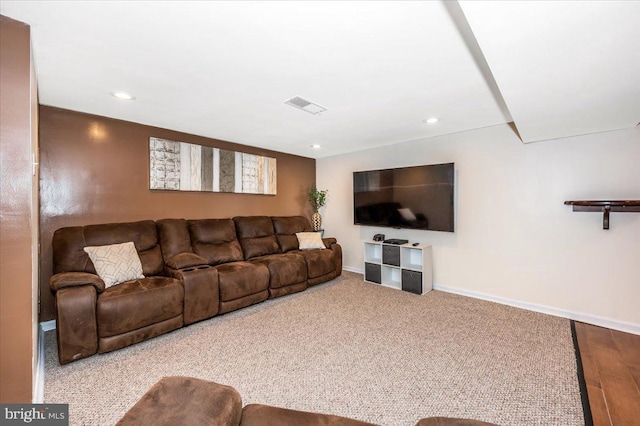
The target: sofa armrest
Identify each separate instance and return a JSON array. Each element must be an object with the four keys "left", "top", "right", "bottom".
[
  {"left": 165, "top": 252, "right": 209, "bottom": 269},
  {"left": 323, "top": 239, "right": 342, "bottom": 276},
  {"left": 166, "top": 265, "right": 220, "bottom": 325},
  {"left": 55, "top": 285, "right": 98, "bottom": 364},
  {"left": 322, "top": 237, "right": 337, "bottom": 248},
  {"left": 50, "top": 272, "right": 105, "bottom": 293}
]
